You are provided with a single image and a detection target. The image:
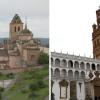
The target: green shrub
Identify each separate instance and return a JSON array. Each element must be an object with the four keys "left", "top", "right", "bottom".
[
  {"left": 0, "top": 87, "right": 4, "bottom": 92},
  {"left": 0, "top": 92, "right": 2, "bottom": 100},
  {"left": 29, "top": 83, "right": 39, "bottom": 91},
  {"left": 21, "top": 88, "right": 28, "bottom": 94},
  {"left": 38, "top": 80, "right": 46, "bottom": 88},
  {"left": 6, "top": 73, "right": 14, "bottom": 79},
  {"left": 38, "top": 52, "right": 49, "bottom": 64},
  {"left": 0, "top": 72, "right": 3, "bottom": 76},
  {"left": 29, "top": 92, "right": 38, "bottom": 98}
]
